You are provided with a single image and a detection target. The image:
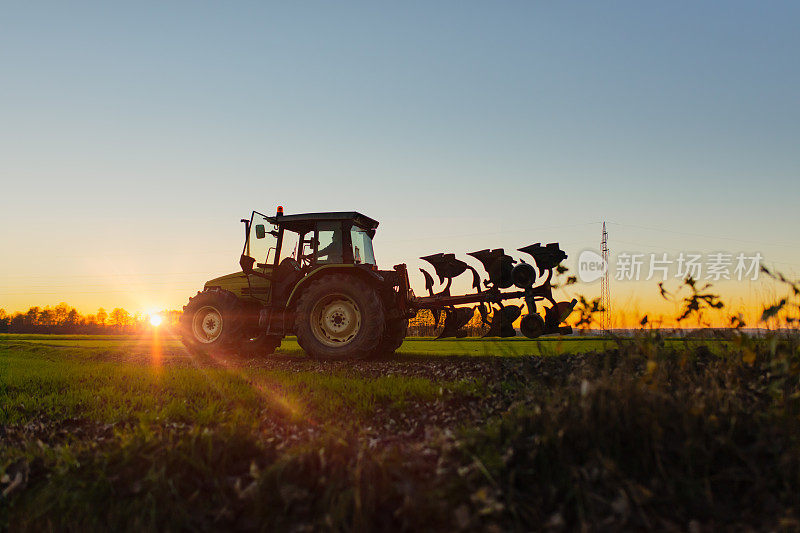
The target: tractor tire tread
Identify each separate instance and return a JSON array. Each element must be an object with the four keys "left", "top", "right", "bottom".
[
  {"left": 179, "top": 287, "right": 244, "bottom": 357},
  {"left": 294, "top": 274, "right": 384, "bottom": 360},
  {"left": 375, "top": 317, "right": 408, "bottom": 357}
]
